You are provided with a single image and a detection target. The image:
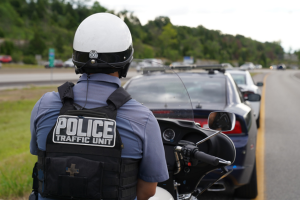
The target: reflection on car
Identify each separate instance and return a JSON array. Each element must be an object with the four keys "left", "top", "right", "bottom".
[{"left": 124, "top": 68, "right": 260, "bottom": 199}]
